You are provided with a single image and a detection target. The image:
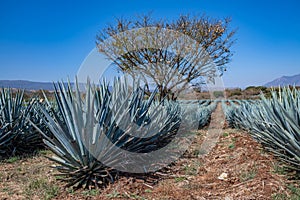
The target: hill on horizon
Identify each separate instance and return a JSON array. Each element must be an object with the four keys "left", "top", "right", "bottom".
[
  {"left": 264, "top": 74, "right": 300, "bottom": 87},
  {"left": 0, "top": 80, "right": 56, "bottom": 91}
]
